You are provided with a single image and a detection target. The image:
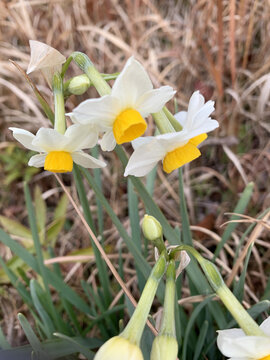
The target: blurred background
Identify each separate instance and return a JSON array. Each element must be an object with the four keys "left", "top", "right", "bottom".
[{"left": 0, "top": 0, "right": 269, "bottom": 349}]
